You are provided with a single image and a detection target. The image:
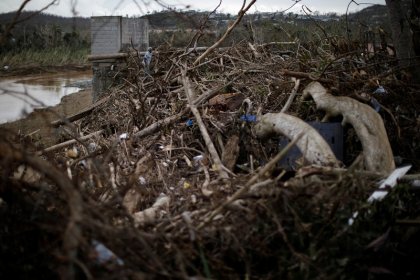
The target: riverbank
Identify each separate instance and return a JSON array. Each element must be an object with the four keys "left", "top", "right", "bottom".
[
  {"left": 0, "top": 63, "right": 91, "bottom": 78},
  {"left": 0, "top": 46, "right": 90, "bottom": 77},
  {"left": 1, "top": 87, "right": 93, "bottom": 148}
]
